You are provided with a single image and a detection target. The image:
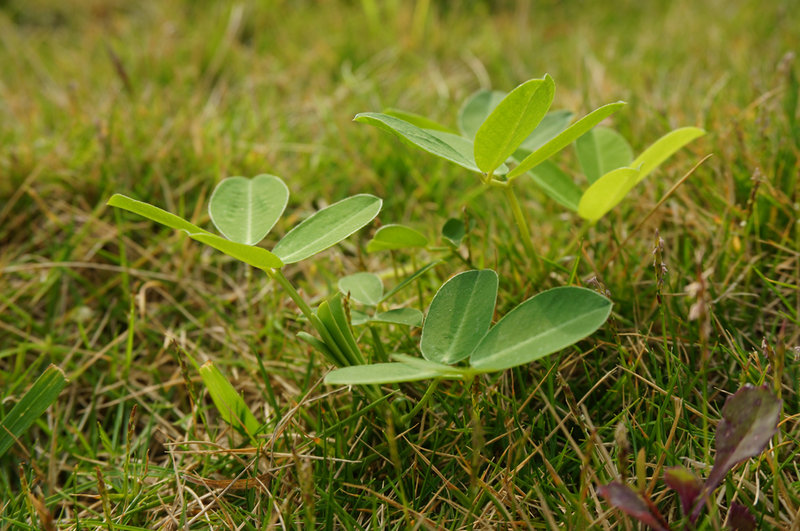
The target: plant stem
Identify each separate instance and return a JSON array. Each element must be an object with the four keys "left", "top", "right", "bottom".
[
  {"left": 502, "top": 185, "right": 542, "bottom": 274},
  {"left": 400, "top": 379, "right": 439, "bottom": 425},
  {"left": 268, "top": 269, "right": 316, "bottom": 323}
]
